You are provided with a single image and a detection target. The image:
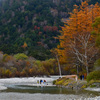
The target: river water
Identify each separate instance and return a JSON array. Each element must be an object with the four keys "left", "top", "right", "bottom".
[{"left": 0, "top": 77, "right": 100, "bottom": 100}]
